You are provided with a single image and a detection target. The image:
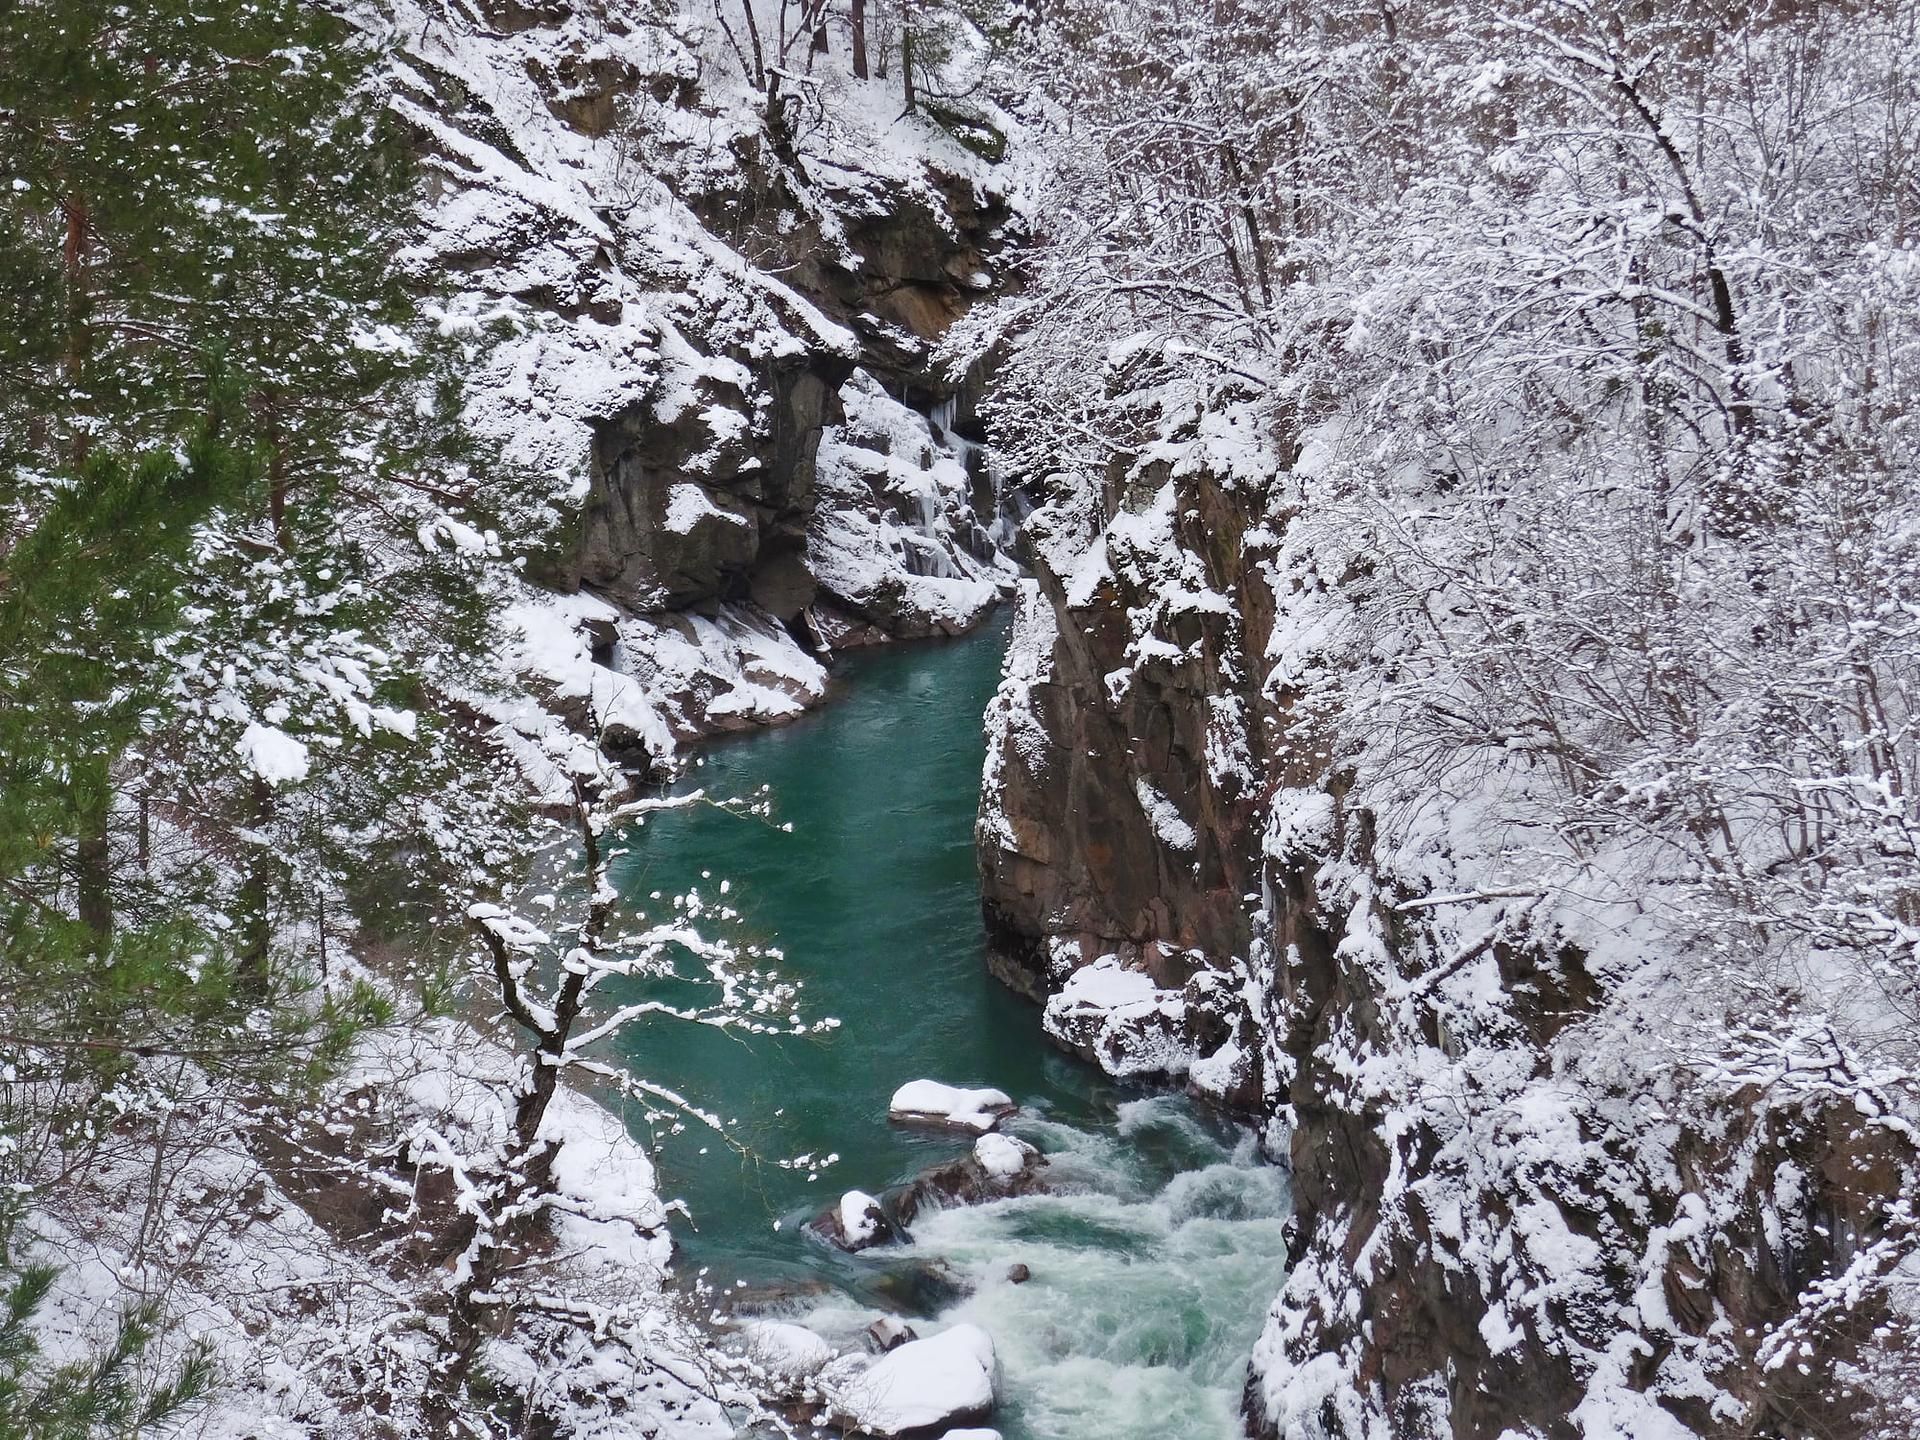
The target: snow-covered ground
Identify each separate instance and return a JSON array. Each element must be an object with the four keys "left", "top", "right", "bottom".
[{"left": 25, "top": 1006, "right": 740, "bottom": 1440}]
